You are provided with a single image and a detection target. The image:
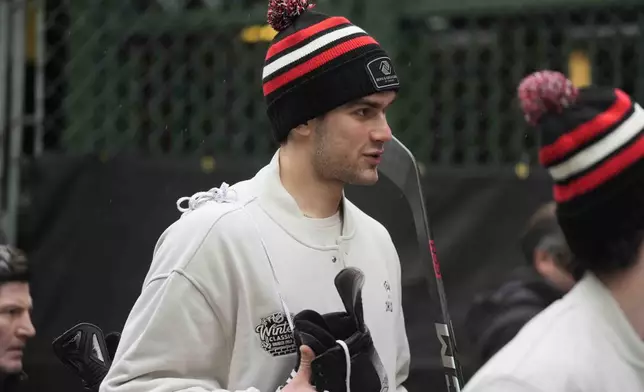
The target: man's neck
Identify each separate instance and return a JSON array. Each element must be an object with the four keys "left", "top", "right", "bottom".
[
  {"left": 278, "top": 148, "right": 343, "bottom": 219},
  {"left": 602, "top": 259, "right": 644, "bottom": 340}
]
